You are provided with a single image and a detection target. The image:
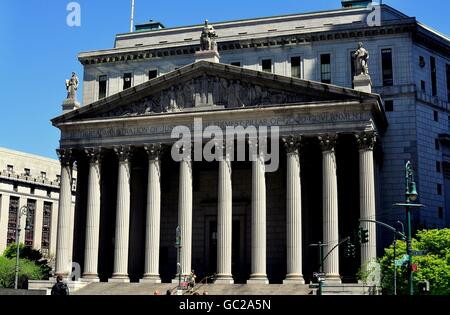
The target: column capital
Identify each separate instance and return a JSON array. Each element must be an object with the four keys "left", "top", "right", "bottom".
[
  {"left": 356, "top": 132, "right": 377, "bottom": 151},
  {"left": 56, "top": 148, "right": 73, "bottom": 167},
  {"left": 144, "top": 143, "right": 164, "bottom": 161},
  {"left": 318, "top": 135, "right": 337, "bottom": 152},
  {"left": 282, "top": 135, "right": 302, "bottom": 154},
  {"left": 114, "top": 146, "right": 133, "bottom": 163},
  {"left": 85, "top": 147, "right": 103, "bottom": 163}
]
